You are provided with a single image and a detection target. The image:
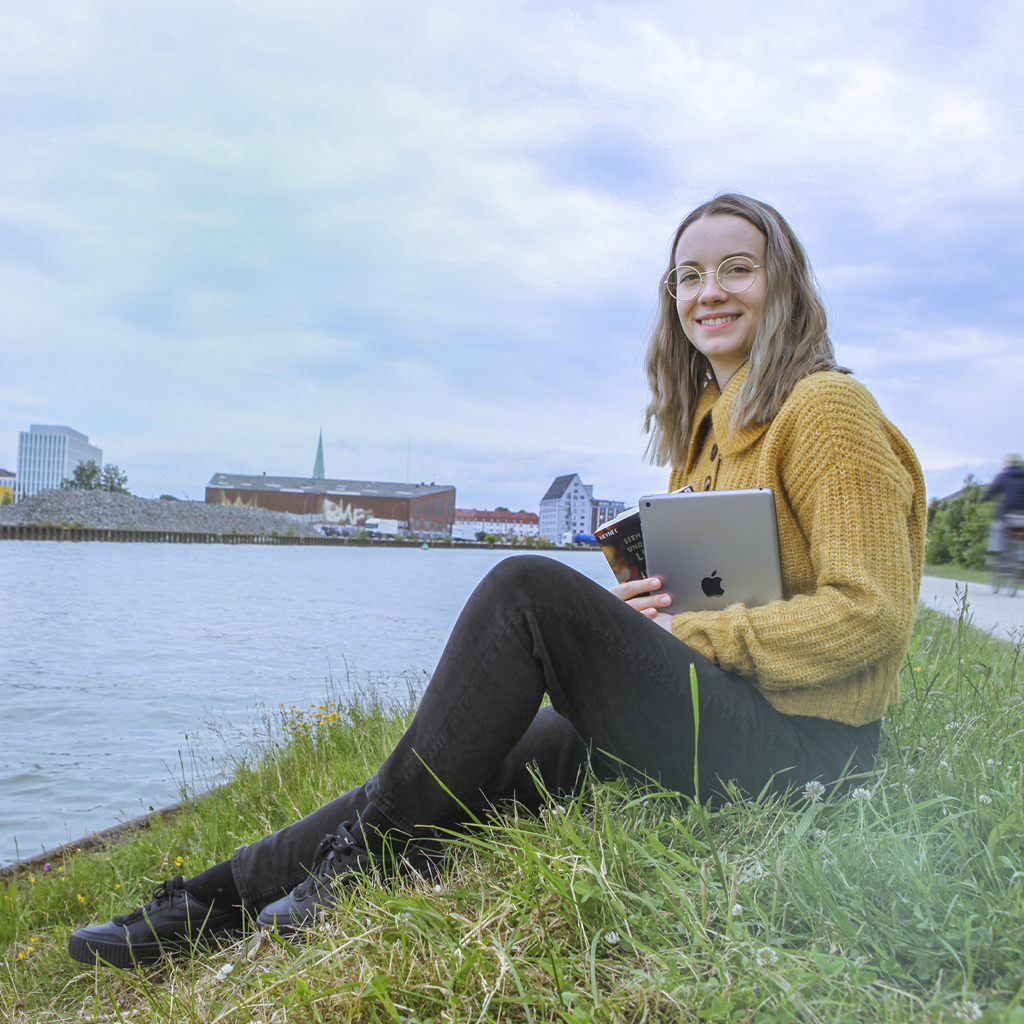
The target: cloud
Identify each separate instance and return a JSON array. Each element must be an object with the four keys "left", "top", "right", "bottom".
[{"left": 1, "top": 0, "right": 1021, "bottom": 509}]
